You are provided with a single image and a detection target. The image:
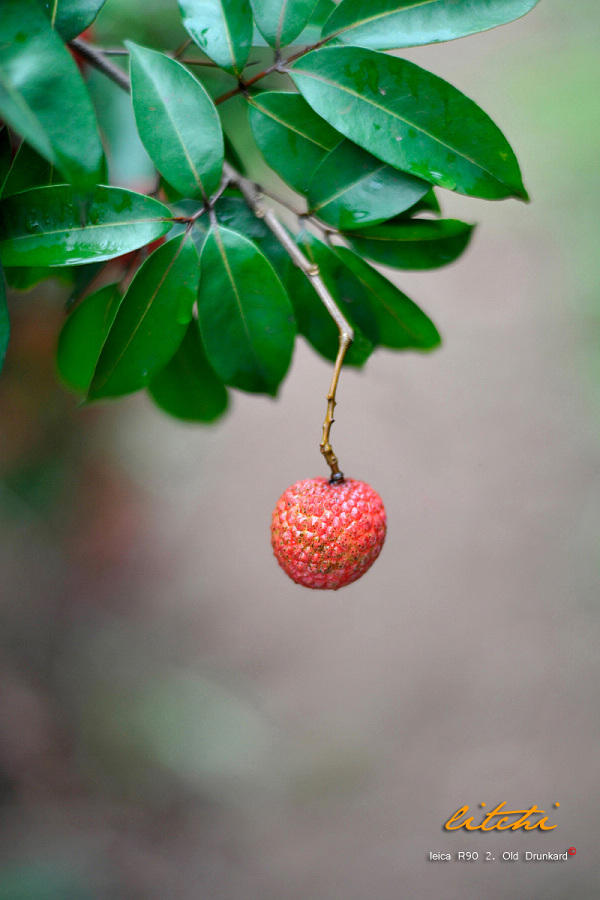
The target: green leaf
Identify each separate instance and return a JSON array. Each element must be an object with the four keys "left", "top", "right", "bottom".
[
  {"left": 0, "top": 185, "right": 172, "bottom": 267},
  {"left": 57, "top": 282, "right": 122, "bottom": 392},
  {"left": 308, "top": 139, "right": 429, "bottom": 230},
  {"left": 251, "top": 0, "right": 320, "bottom": 49},
  {"left": 0, "top": 0, "right": 104, "bottom": 190},
  {"left": 346, "top": 218, "right": 474, "bottom": 269},
  {"left": 290, "top": 46, "right": 527, "bottom": 200},
  {"left": 293, "top": 0, "right": 336, "bottom": 42},
  {"left": 0, "top": 127, "right": 11, "bottom": 197},
  {"left": 88, "top": 235, "right": 200, "bottom": 400},
  {"left": 197, "top": 224, "right": 295, "bottom": 395},
  {"left": 287, "top": 231, "right": 374, "bottom": 366},
  {"left": 148, "top": 320, "right": 229, "bottom": 422},
  {"left": 178, "top": 0, "right": 253, "bottom": 77},
  {"left": 41, "top": 0, "right": 108, "bottom": 41},
  {"left": 399, "top": 187, "right": 441, "bottom": 218},
  {"left": 128, "top": 43, "right": 224, "bottom": 201},
  {"left": 212, "top": 196, "right": 291, "bottom": 278},
  {"left": 0, "top": 263, "right": 9, "bottom": 374},
  {"left": 333, "top": 246, "right": 440, "bottom": 349},
  {"left": 324, "top": 0, "right": 541, "bottom": 51},
  {"left": 4, "top": 265, "right": 69, "bottom": 291},
  {"left": 252, "top": 0, "right": 335, "bottom": 45},
  {"left": 2, "top": 140, "right": 59, "bottom": 198},
  {"left": 248, "top": 92, "right": 341, "bottom": 194}
]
